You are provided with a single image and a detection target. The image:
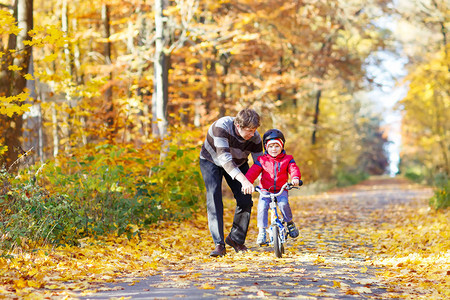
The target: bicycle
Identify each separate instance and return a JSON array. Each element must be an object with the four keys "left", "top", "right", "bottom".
[{"left": 255, "top": 181, "right": 302, "bottom": 258}]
